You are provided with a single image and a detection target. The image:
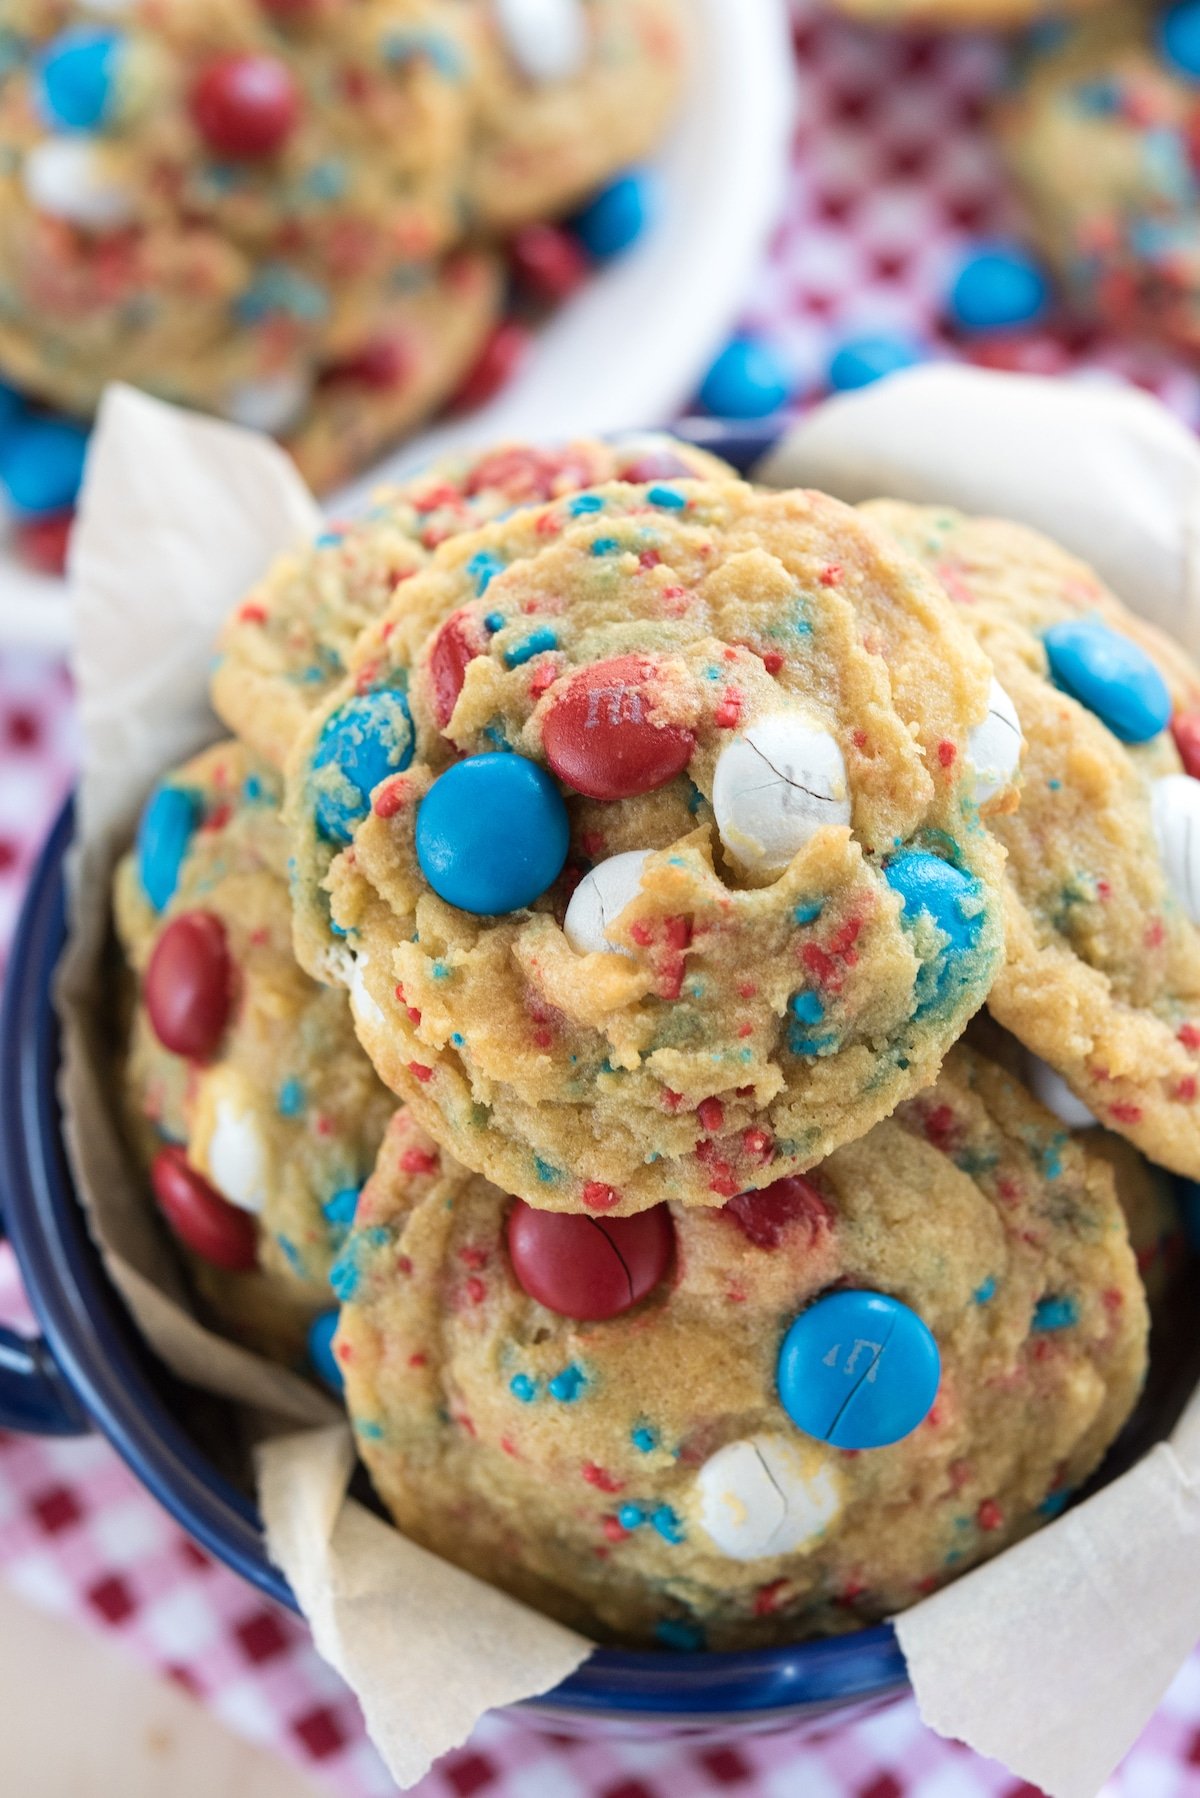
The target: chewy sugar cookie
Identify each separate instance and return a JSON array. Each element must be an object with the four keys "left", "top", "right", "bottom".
[
  {"left": 0, "top": 0, "right": 494, "bottom": 476},
  {"left": 465, "top": 0, "right": 685, "bottom": 229},
  {"left": 115, "top": 740, "right": 393, "bottom": 1368},
  {"left": 285, "top": 476, "right": 1013, "bottom": 1215},
  {"left": 333, "top": 1048, "right": 1147, "bottom": 1648},
  {"left": 212, "top": 434, "right": 732, "bottom": 771},
  {"left": 864, "top": 500, "right": 1200, "bottom": 1178},
  {"left": 999, "top": 6, "right": 1200, "bottom": 357}
]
